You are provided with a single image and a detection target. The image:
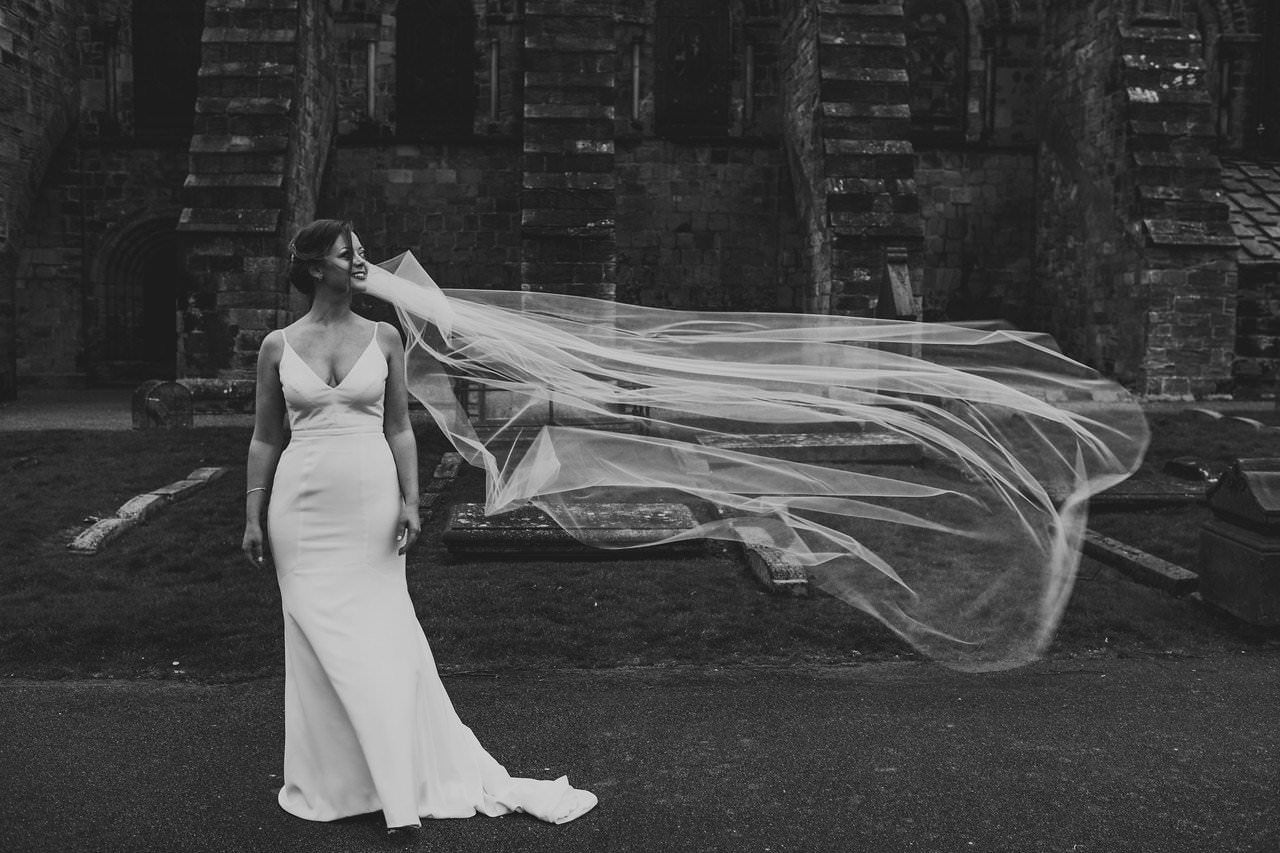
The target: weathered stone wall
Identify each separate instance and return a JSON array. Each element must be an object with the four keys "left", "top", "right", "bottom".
[
  {"left": 1234, "top": 262, "right": 1280, "bottom": 394},
  {"left": 1034, "top": 0, "right": 1135, "bottom": 378},
  {"left": 0, "top": 0, "right": 82, "bottom": 397},
  {"left": 13, "top": 143, "right": 188, "bottom": 384},
  {"left": 319, "top": 143, "right": 523, "bottom": 290},
  {"left": 916, "top": 149, "right": 1036, "bottom": 322},
  {"left": 616, "top": 140, "right": 803, "bottom": 311},
  {"left": 779, "top": 0, "right": 827, "bottom": 314}
]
